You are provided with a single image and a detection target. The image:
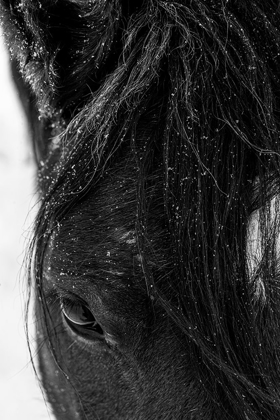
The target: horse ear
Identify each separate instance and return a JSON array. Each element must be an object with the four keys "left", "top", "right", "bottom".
[
  {"left": 1, "top": 0, "right": 123, "bottom": 114},
  {"left": 10, "top": 59, "right": 50, "bottom": 164},
  {"left": 10, "top": 58, "right": 65, "bottom": 167}
]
